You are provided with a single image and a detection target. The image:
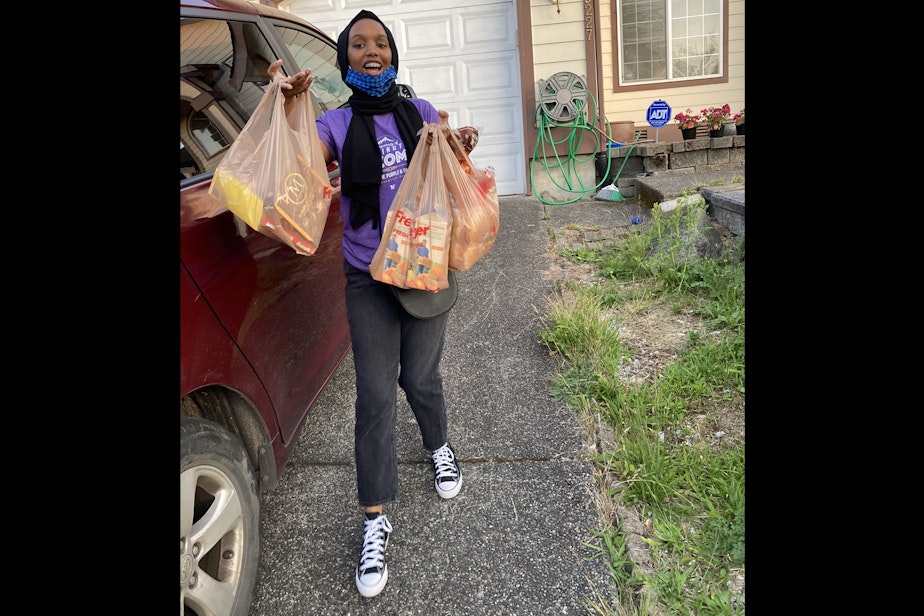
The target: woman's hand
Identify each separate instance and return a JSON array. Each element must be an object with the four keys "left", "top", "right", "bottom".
[
  {"left": 437, "top": 109, "right": 455, "bottom": 140},
  {"left": 268, "top": 59, "right": 314, "bottom": 99},
  {"left": 436, "top": 111, "right": 479, "bottom": 153}
]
